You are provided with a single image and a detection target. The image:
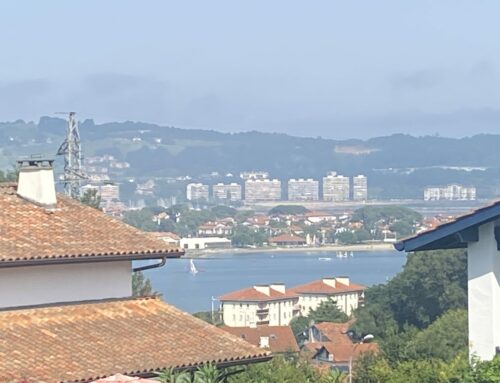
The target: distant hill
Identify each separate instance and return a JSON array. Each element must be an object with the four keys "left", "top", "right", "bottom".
[{"left": 1, "top": 117, "right": 500, "bottom": 199}]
